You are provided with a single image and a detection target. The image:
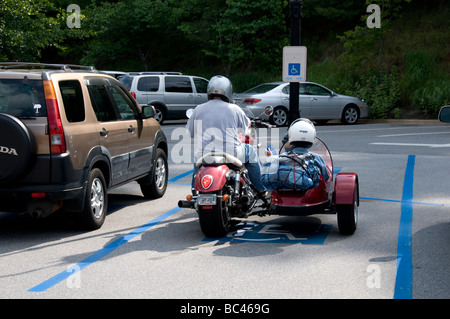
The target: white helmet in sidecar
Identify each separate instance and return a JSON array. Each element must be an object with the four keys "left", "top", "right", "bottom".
[{"left": 288, "top": 118, "right": 316, "bottom": 148}]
